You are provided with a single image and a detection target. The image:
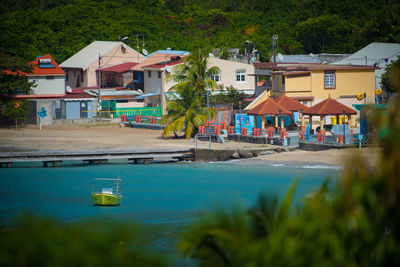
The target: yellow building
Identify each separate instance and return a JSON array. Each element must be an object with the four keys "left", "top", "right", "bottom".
[
  {"left": 272, "top": 64, "right": 376, "bottom": 107},
  {"left": 245, "top": 63, "right": 377, "bottom": 127}
]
